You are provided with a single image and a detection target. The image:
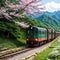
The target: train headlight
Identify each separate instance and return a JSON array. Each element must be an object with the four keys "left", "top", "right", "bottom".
[
  {"left": 35, "top": 39, "right": 38, "bottom": 41},
  {"left": 27, "top": 39, "right": 29, "bottom": 41}
]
